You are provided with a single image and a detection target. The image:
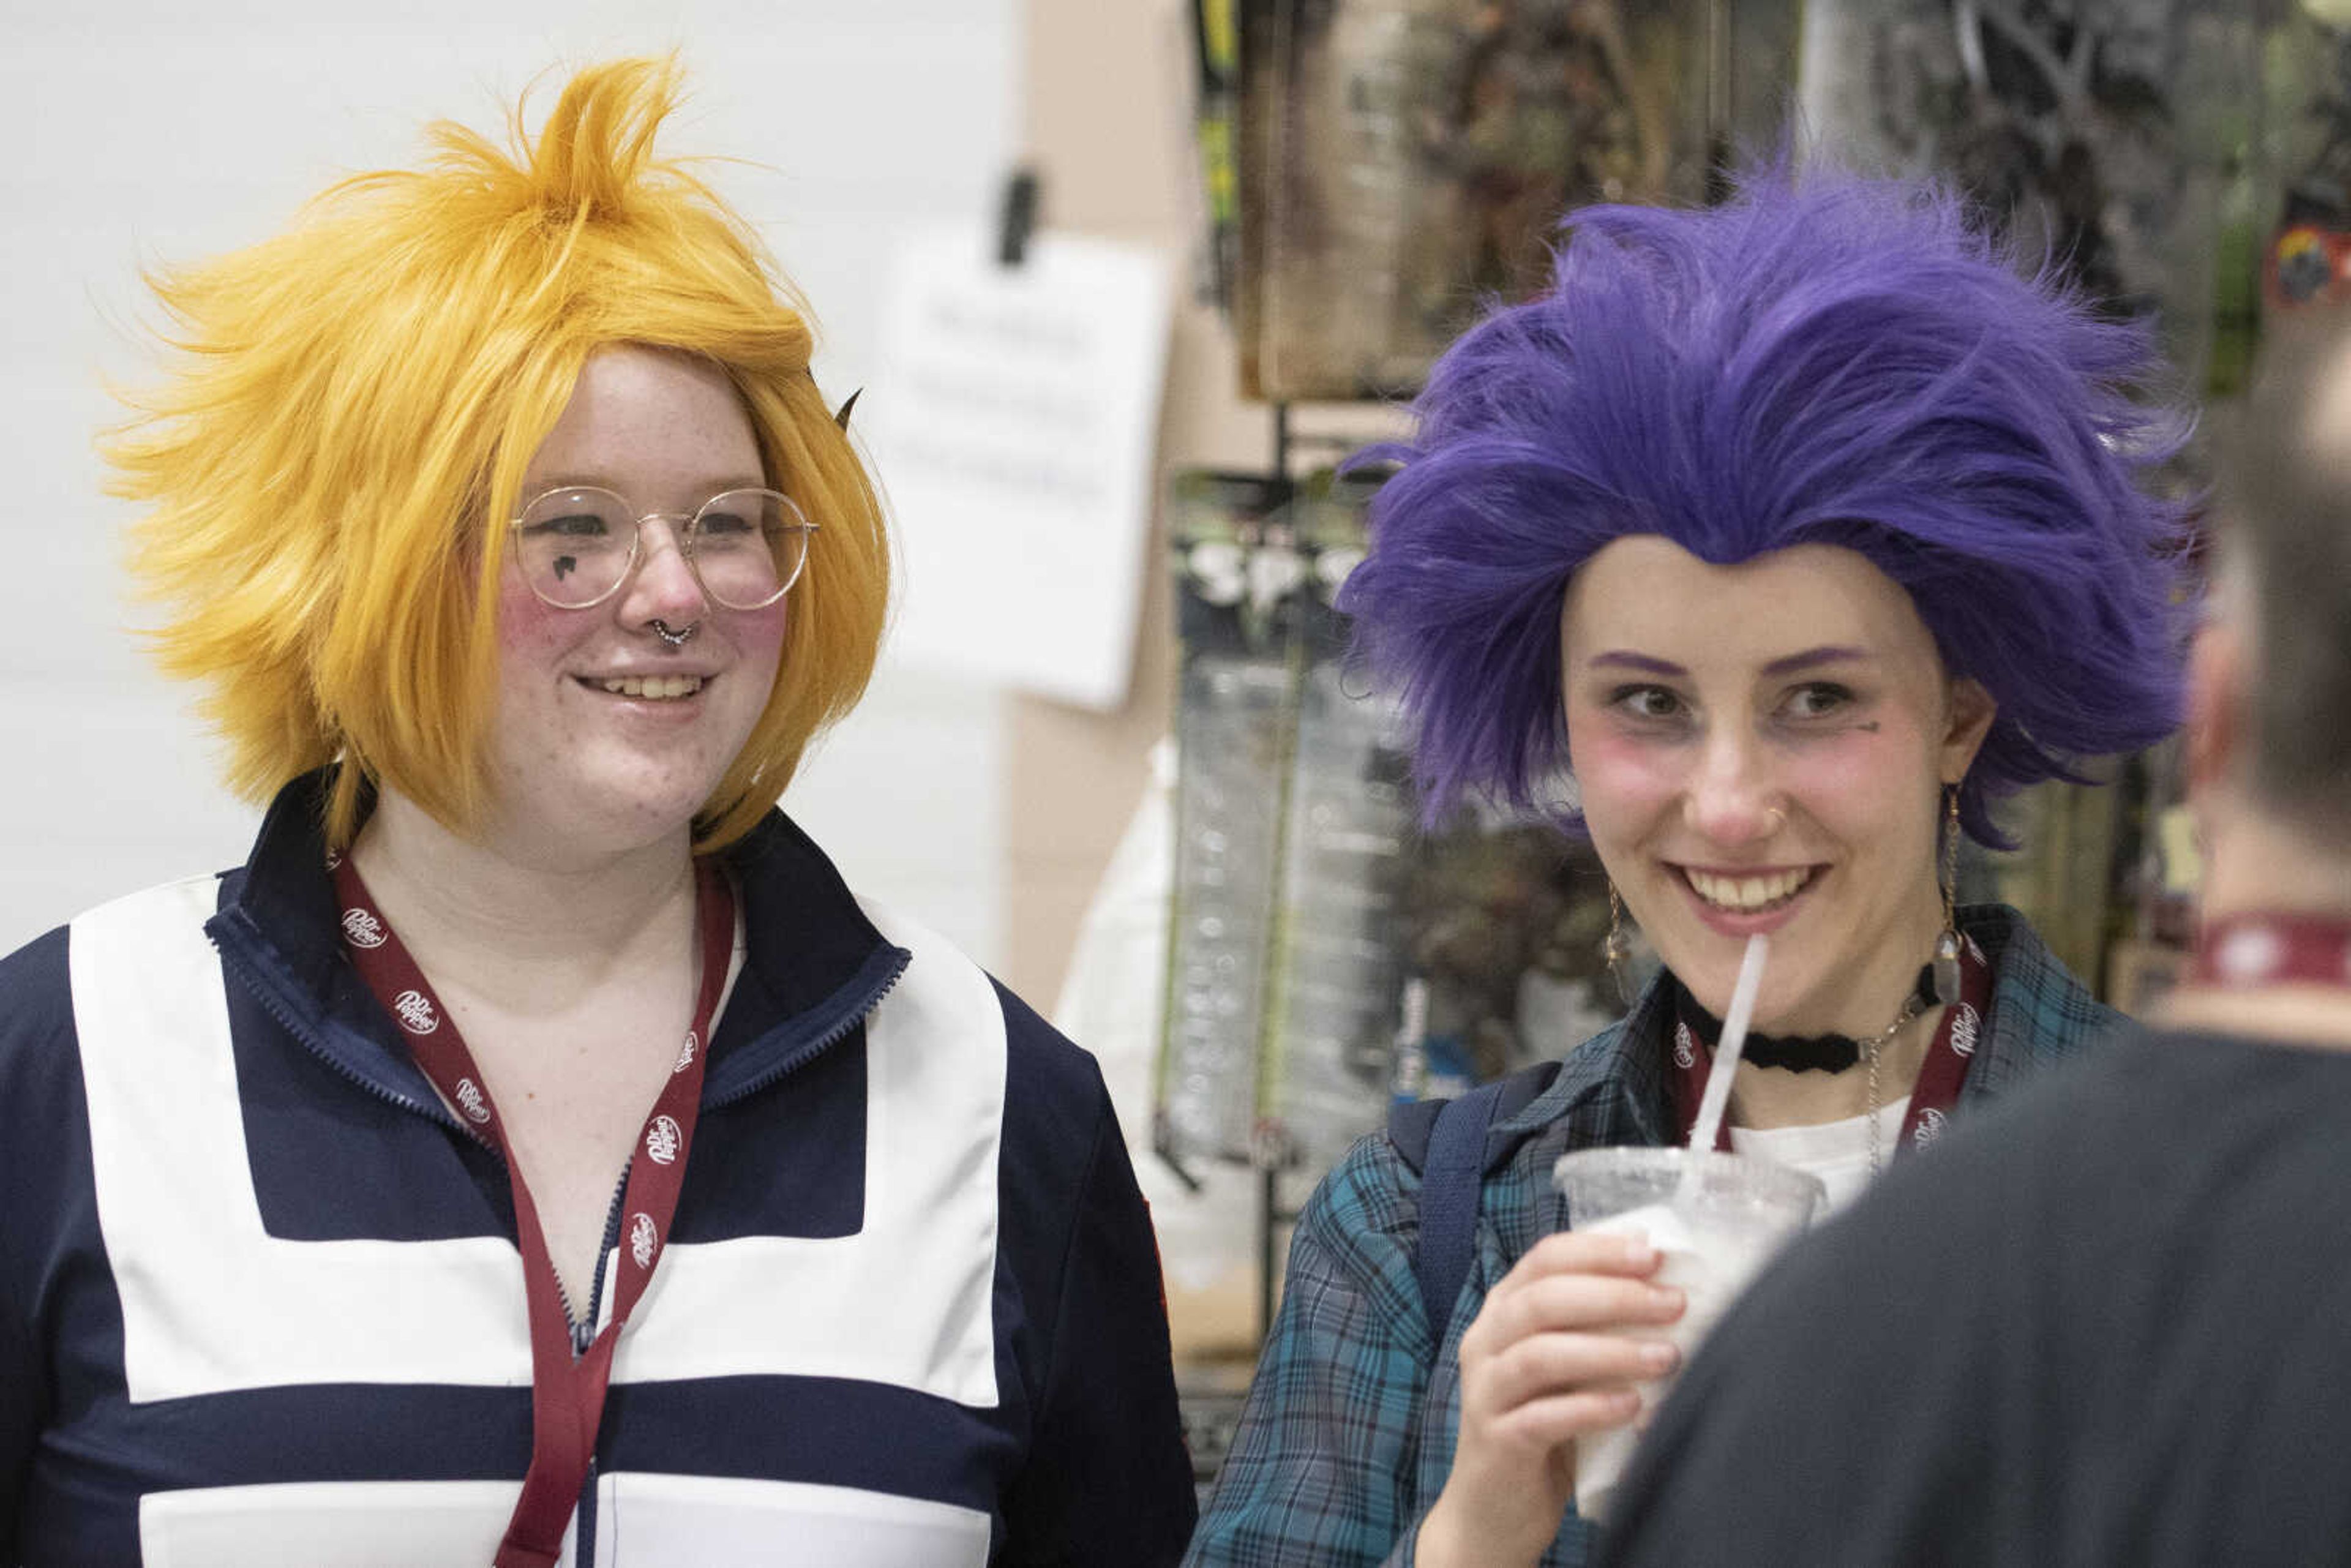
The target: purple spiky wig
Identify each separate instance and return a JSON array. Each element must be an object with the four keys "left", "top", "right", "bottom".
[{"left": 1338, "top": 164, "right": 2194, "bottom": 846}]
